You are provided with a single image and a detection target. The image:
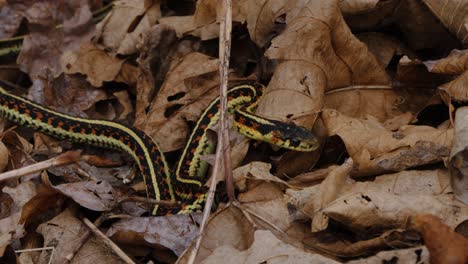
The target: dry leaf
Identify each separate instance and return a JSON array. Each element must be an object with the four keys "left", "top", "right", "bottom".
[
  {"left": 0, "top": 140, "right": 8, "bottom": 173},
  {"left": 233, "top": 162, "right": 291, "bottom": 191},
  {"left": 322, "top": 109, "right": 452, "bottom": 176},
  {"left": 107, "top": 214, "right": 201, "bottom": 256},
  {"left": 304, "top": 229, "right": 421, "bottom": 258},
  {"left": 409, "top": 214, "right": 468, "bottom": 264},
  {"left": 36, "top": 208, "right": 125, "bottom": 264},
  {"left": 61, "top": 43, "right": 126, "bottom": 87},
  {"left": 449, "top": 106, "right": 468, "bottom": 205},
  {"left": 200, "top": 230, "right": 340, "bottom": 264},
  {"left": 259, "top": 0, "right": 390, "bottom": 129},
  {"left": 95, "top": 0, "right": 161, "bottom": 55},
  {"left": 424, "top": 49, "right": 468, "bottom": 101},
  {"left": 17, "top": 3, "right": 95, "bottom": 79},
  {"left": 421, "top": 0, "right": 468, "bottom": 46},
  {"left": 52, "top": 180, "right": 119, "bottom": 212},
  {"left": 323, "top": 192, "right": 468, "bottom": 232},
  {"left": 140, "top": 52, "right": 220, "bottom": 151},
  {"left": 178, "top": 206, "right": 255, "bottom": 263},
  {"left": 346, "top": 246, "right": 429, "bottom": 264}
]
